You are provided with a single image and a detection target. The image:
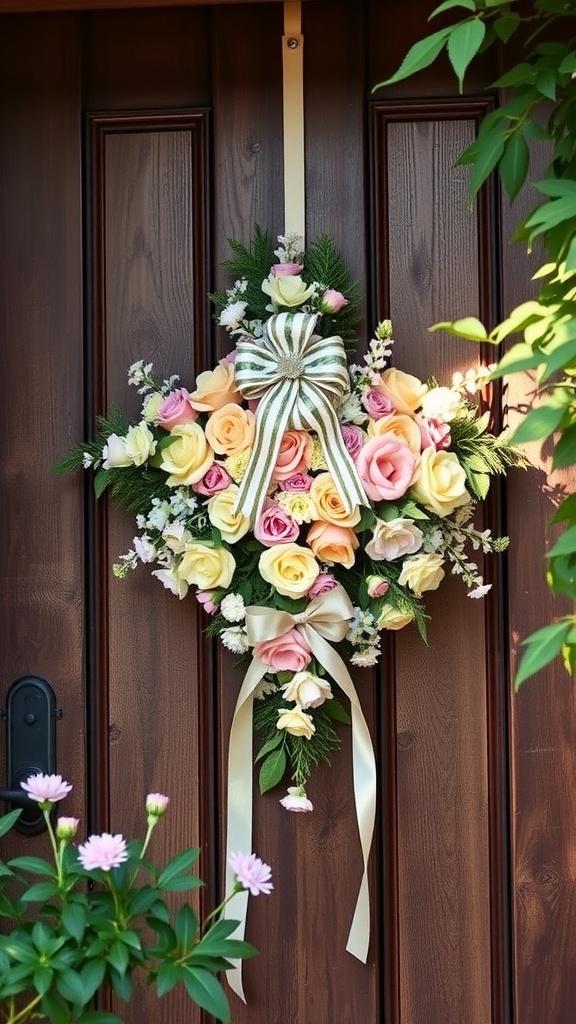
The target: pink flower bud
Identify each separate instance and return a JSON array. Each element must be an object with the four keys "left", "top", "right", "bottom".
[
  {"left": 320, "top": 289, "right": 348, "bottom": 314},
  {"left": 270, "top": 262, "right": 303, "bottom": 277},
  {"left": 146, "top": 793, "right": 170, "bottom": 817},
  {"left": 366, "top": 574, "right": 390, "bottom": 599},
  {"left": 56, "top": 817, "right": 80, "bottom": 840}
]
